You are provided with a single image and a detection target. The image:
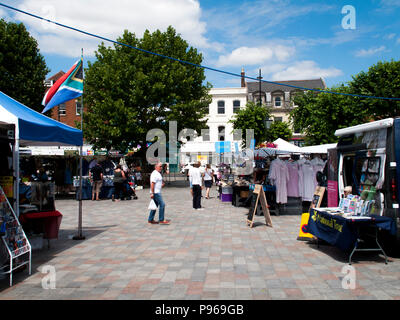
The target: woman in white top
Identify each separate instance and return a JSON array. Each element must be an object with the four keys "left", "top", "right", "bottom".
[{"left": 204, "top": 164, "right": 213, "bottom": 199}]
